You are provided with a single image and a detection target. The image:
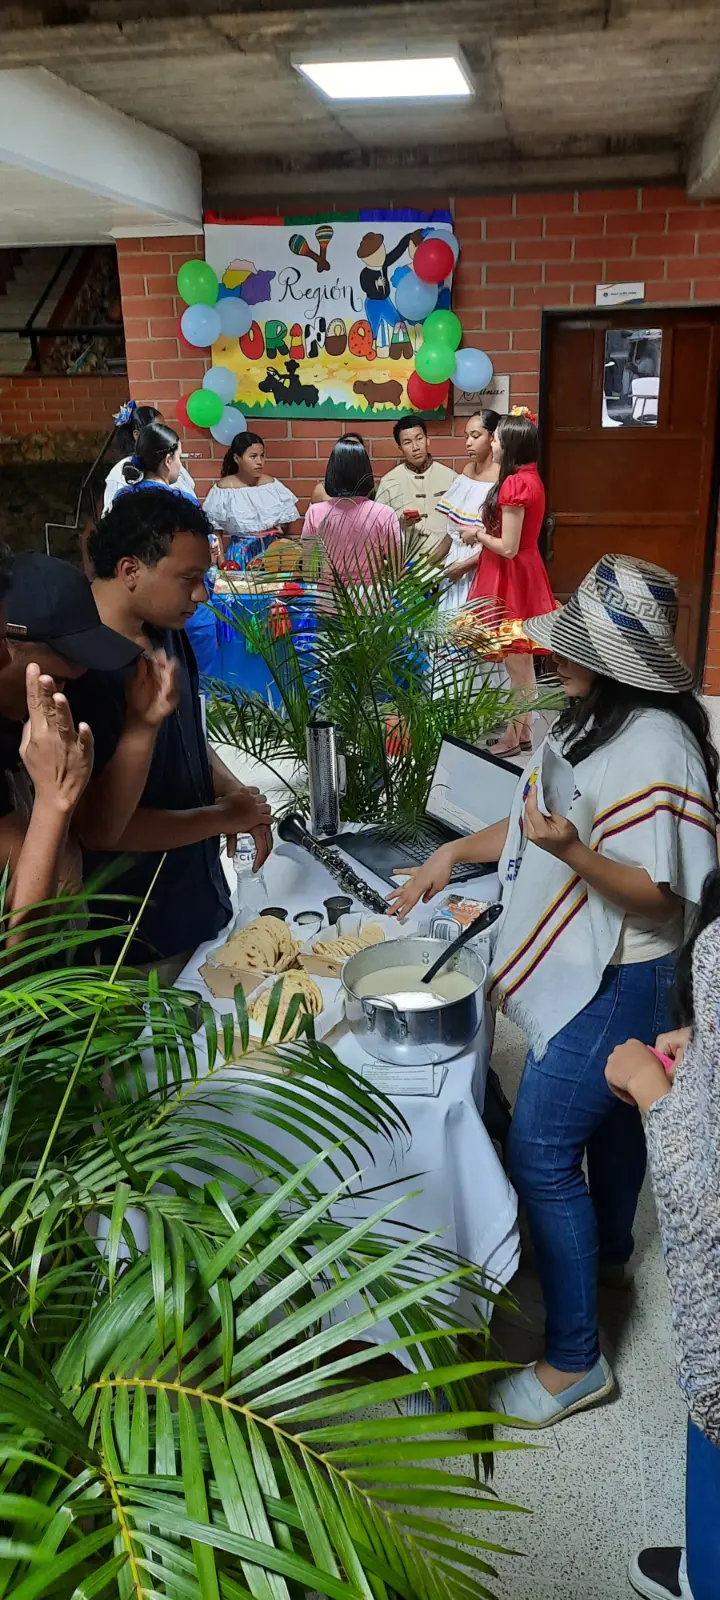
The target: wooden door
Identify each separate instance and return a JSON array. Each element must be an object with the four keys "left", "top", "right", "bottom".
[{"left": 542, "top": 308, "right": 720, "bottom": 675}]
